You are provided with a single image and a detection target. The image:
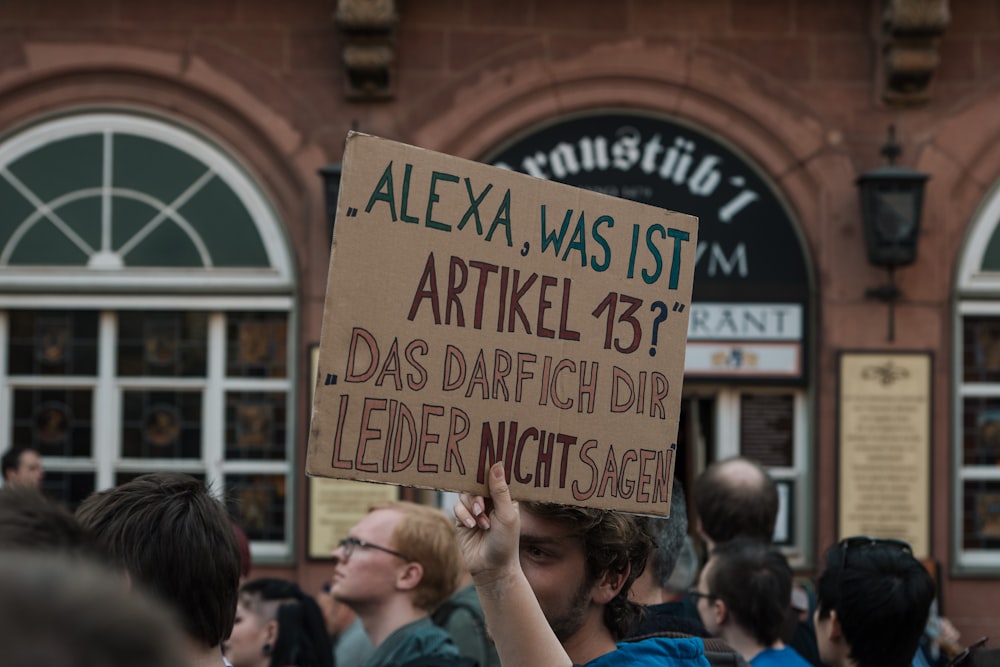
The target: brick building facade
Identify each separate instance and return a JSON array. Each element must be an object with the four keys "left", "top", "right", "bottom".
[{"left": 0, "top": 0, "right": 997, "bottom": 642}]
